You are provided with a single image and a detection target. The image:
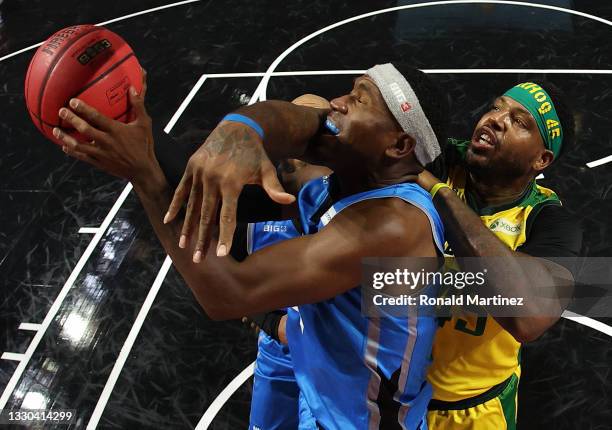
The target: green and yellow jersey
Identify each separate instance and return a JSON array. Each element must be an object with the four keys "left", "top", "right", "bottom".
[{"left": 427, "top": 138, "right": 563, "bottom": 403}]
